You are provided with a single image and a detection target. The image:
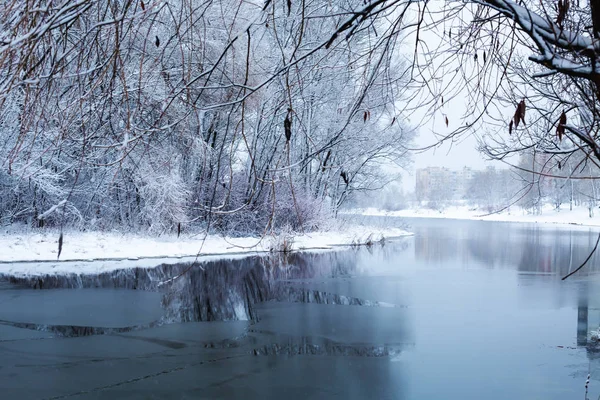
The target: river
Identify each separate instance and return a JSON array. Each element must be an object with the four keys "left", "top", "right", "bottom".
[{"left": 1, "top": 218, "right": 600, "bottom": 399}]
